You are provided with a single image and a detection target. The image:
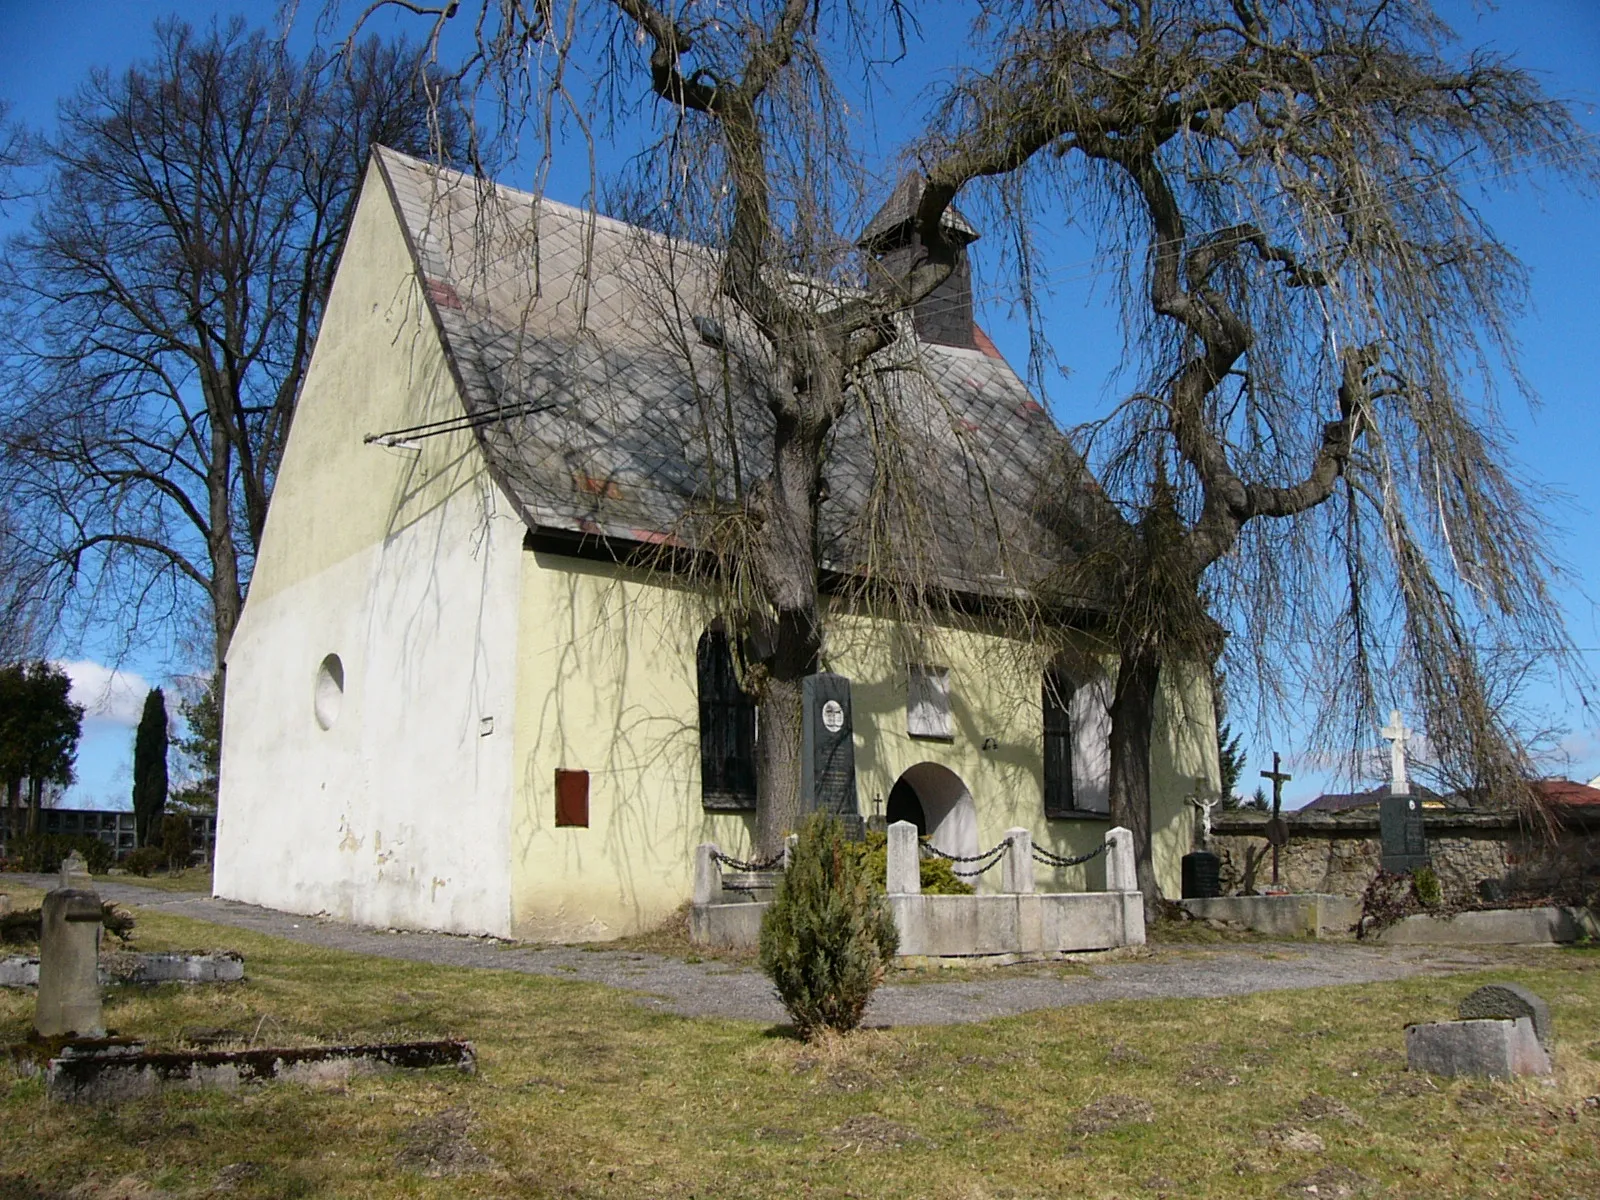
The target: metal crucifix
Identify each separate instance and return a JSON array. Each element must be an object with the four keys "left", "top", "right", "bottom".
[{"left": 1260, "top": 752, "right": 1293, "bottom": 887}]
